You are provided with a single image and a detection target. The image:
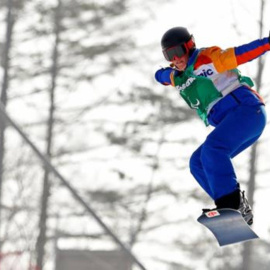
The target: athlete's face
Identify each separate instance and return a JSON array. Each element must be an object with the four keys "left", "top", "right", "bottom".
[{"left": 172, "top": 54, "right": 188, "bottom": 71}]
